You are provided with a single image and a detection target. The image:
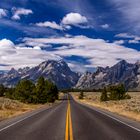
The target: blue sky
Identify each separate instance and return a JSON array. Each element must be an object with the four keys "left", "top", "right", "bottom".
[{"left": 0, "top": 0, "right": 140, "bottom": 72}]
